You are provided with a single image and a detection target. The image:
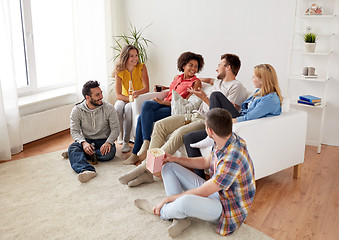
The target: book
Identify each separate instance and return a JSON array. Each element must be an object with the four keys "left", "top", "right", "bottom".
[
  {"left": 299, "top": 95, "right": 321, "bottom": 103},
  {"left": 298, "top": 99, "right": 321, "bottom": 106}
]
